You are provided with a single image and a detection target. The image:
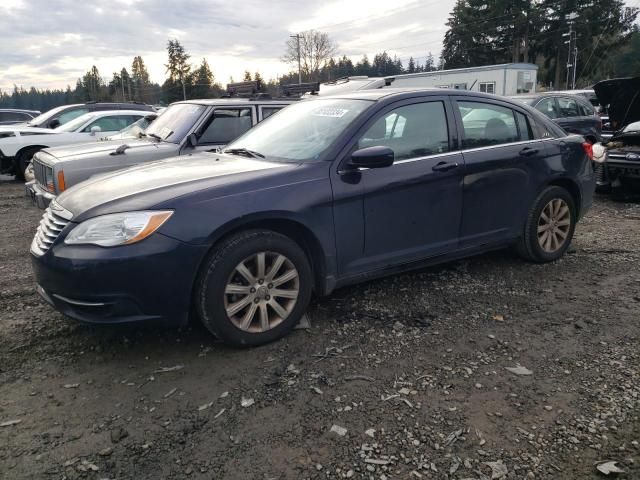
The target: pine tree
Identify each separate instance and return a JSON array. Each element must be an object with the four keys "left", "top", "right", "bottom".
[
  {"left": 131, "top": 56, "right": 151, "bottom": 102},
  {"left": 165, "top": 39, "right": 191, "bottom": 101}
]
